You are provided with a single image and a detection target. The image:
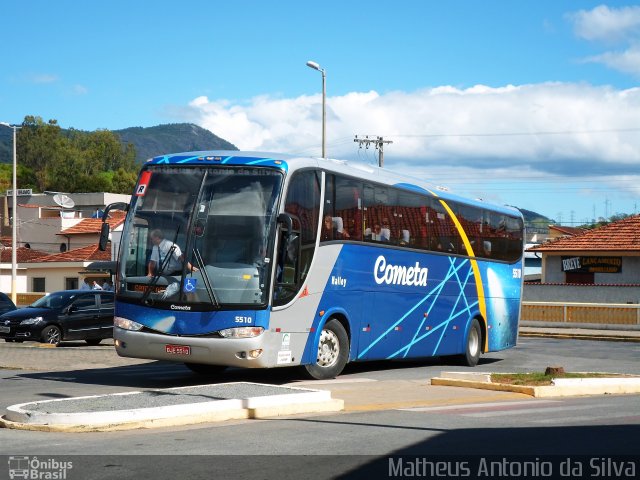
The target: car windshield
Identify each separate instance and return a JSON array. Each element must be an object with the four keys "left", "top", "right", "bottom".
[
  {"left": 118, "top": 165, "right": 283, "bottom": 309},
  {"left": 30, "top": 292, "right": 74, "bottom": 309}
]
